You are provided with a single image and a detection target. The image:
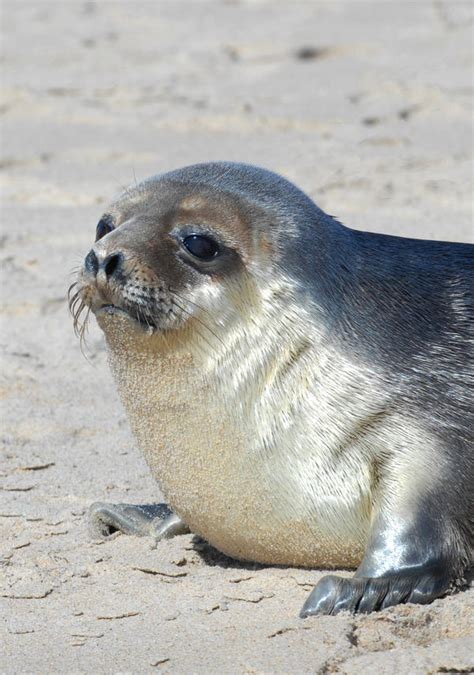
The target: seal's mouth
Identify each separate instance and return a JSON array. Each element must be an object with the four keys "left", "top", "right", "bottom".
[{"left": 69, "top": 277, "right": 200, "bottom": 343}]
